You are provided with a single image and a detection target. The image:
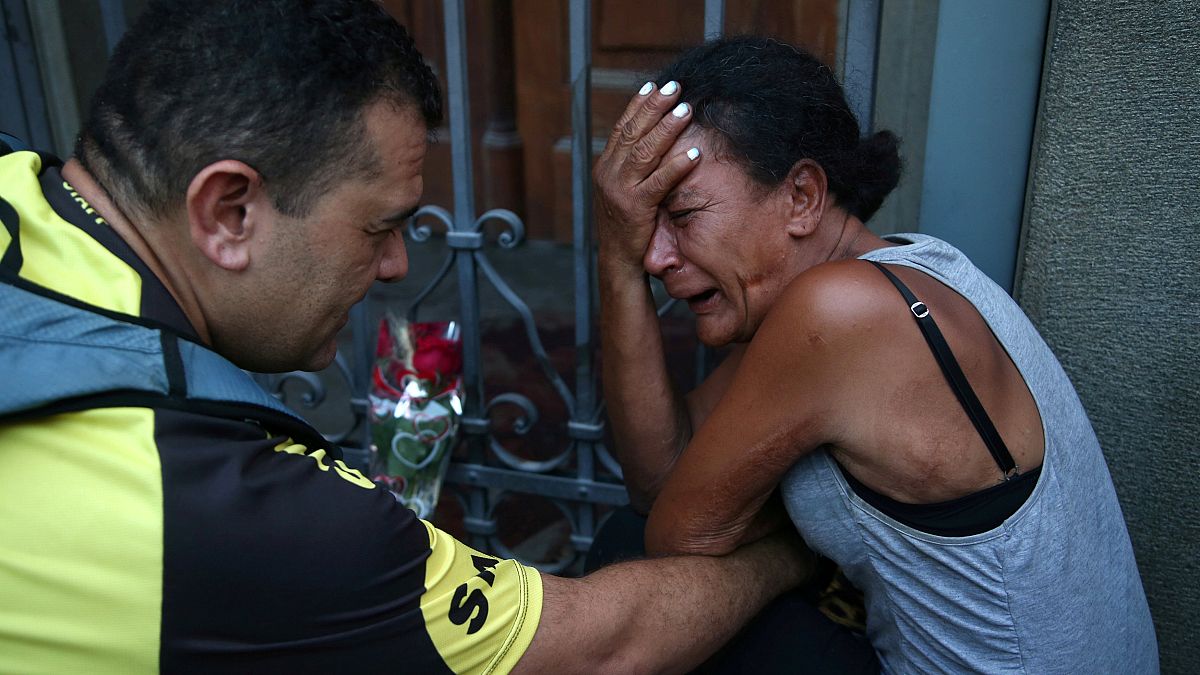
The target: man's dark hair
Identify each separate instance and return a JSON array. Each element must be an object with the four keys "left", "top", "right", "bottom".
[
  {"left": 657, "top": 36, "right": 901, "bottom": 222},
  {"left": 76, "top": 0, "right": 442, "bottom": 219}
]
